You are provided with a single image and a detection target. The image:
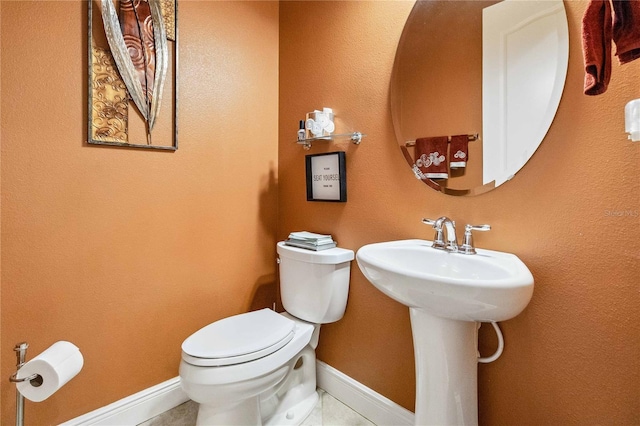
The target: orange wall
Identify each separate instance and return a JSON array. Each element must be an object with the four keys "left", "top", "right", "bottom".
[
  {"left": 1, "top": 1, "right": 279, "bottom": 424},
  {"left": 279, "top": 1, "right": 639, "bottom": 424},
  {"left": 2, "top": 1, "right": 639, "bottom": 425}
]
